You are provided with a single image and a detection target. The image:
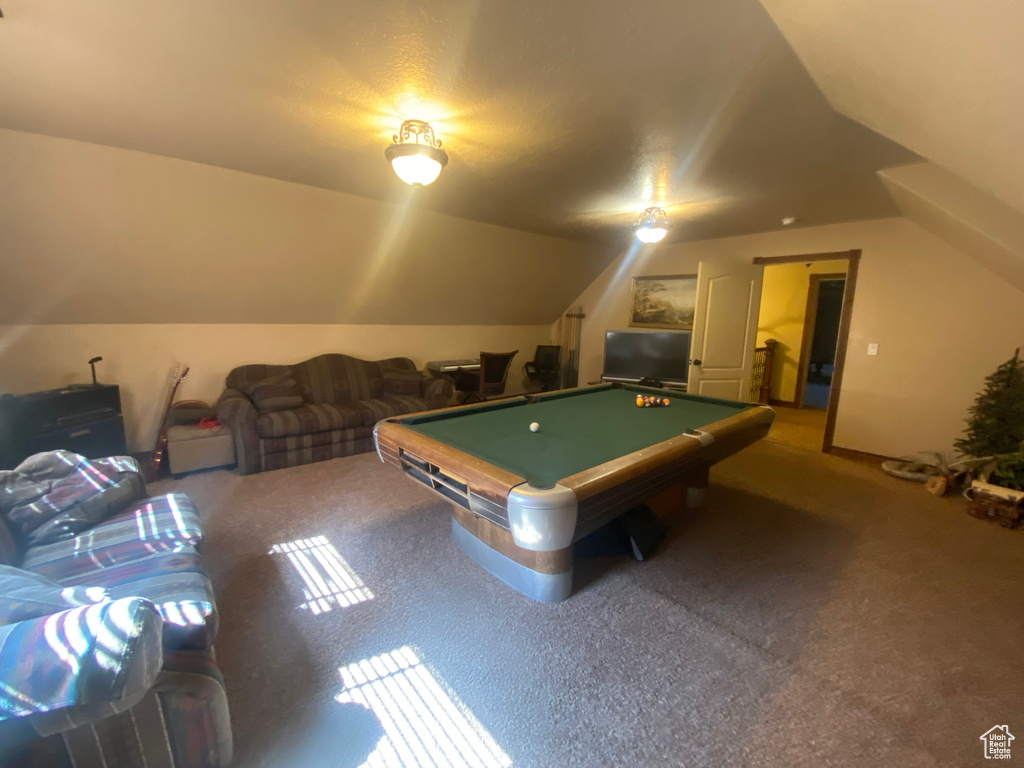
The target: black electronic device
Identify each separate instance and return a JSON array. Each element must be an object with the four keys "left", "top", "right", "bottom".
[
  {"left": 0, "top": 385, "right": 127, "bottom": 469},
  {"left": 603, "top": 330, "right": 691, "bottom": 385}
]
